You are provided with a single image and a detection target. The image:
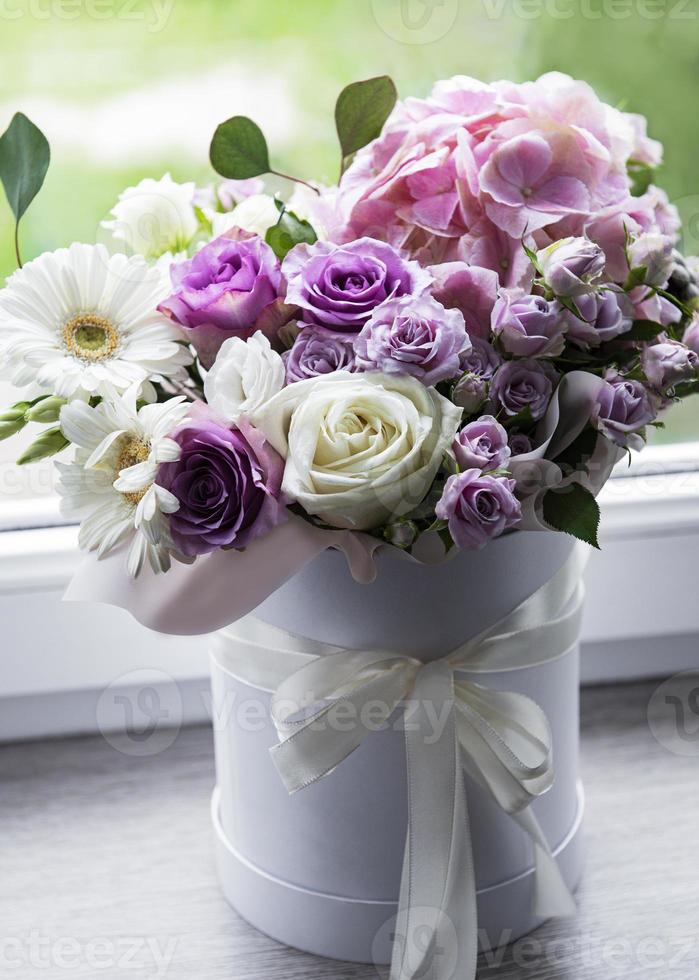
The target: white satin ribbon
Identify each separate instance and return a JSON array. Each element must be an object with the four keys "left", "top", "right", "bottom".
[{"left": 215, "top": 544, "right": 586, "bottom": 980}]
